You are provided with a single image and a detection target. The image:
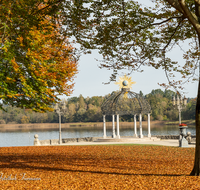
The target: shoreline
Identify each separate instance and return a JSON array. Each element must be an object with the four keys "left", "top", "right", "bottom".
[
  {"left": 0, "top": 120, "right": 195, "bottom": 132},
  {"left": 34, "top": 135, "right": 196, "bottom": 146}
]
